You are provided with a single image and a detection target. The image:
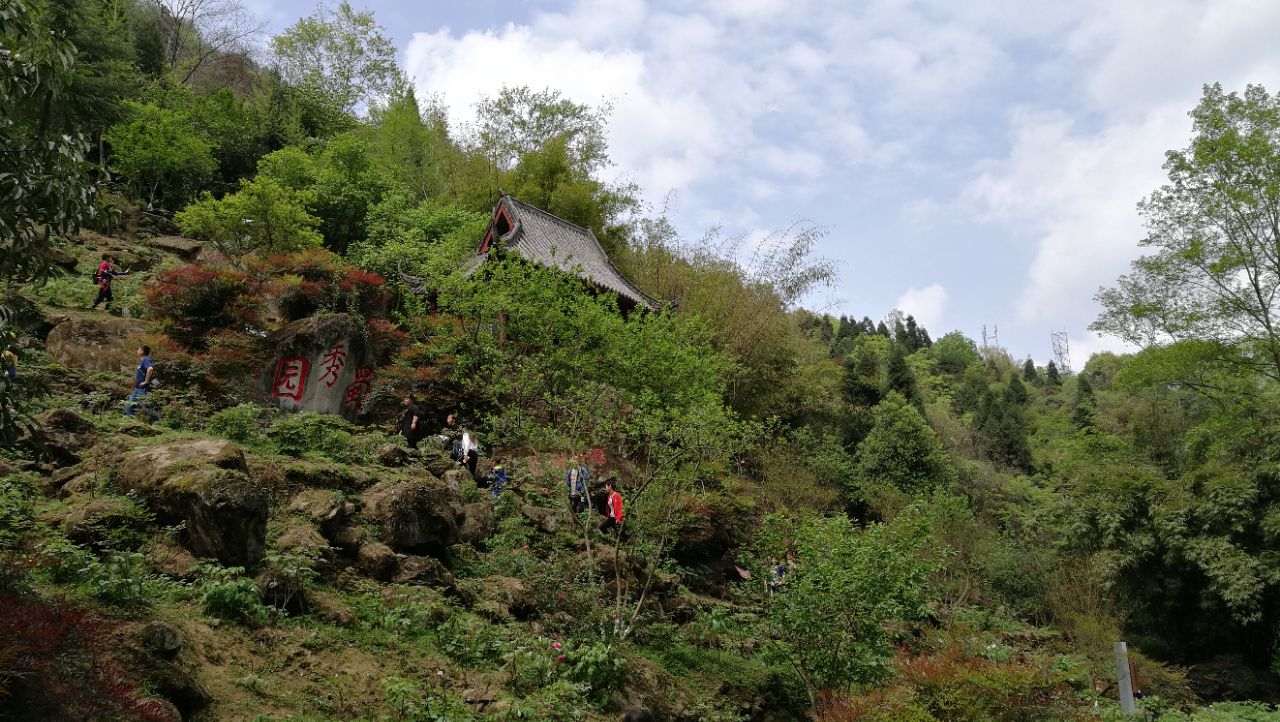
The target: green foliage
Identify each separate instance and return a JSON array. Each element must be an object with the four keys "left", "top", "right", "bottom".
[
  {"left": 176, "top": 176, "right": 323, "bottom": 257},
  {"left": 0, "top": 0, "right": 96, "bottom": 286},
  {"left": 270, "top": 0, "right": 404, "bottom": 116},
  {"left": 266, "top": 412, "right": 381, "bottom": 464},
  {"left": 206, "top": 403, "right": 271, "bottom": 446},
  {"left": 855, "top": 392, "right": 953, "bottom": 500},
  {"left": 105, "top": 101, "right": 216, "bottom": 207},
  {"left": 769, "top": 511, "right": 935, "bottom": 700},
  {"left": 931, "top": 331, "right": 982, "bottom": 374},
  {"left": 197, "top": 563, "right": 270, "bottom": 624},
  {"left": 1094, "top": 83, "right": 1280, "bottom": 383}
]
